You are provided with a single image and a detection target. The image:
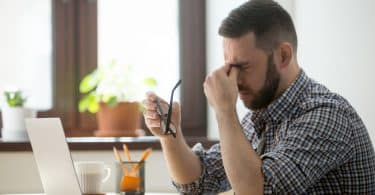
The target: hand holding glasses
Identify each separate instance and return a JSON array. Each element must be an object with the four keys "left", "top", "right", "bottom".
[{"left": 155, "top": 80, "right": 181, "bottom": 138}]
